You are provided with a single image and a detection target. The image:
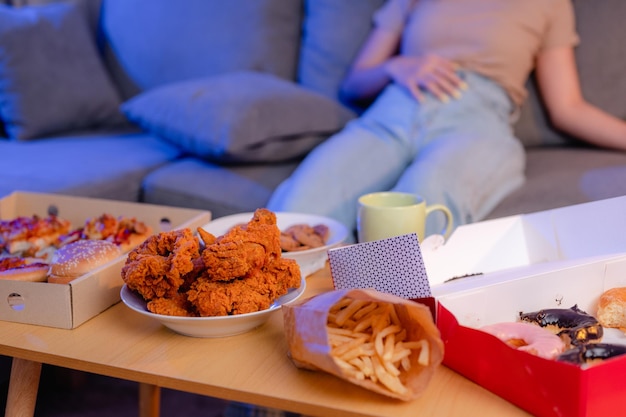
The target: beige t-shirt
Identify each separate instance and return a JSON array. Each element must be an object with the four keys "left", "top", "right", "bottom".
[{"left": 374, "top": 0, "right": 580, "bottom": 106}]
